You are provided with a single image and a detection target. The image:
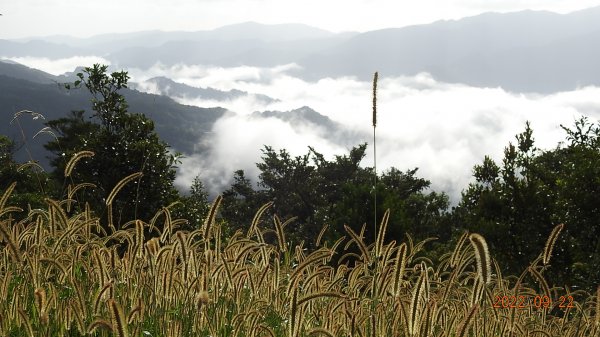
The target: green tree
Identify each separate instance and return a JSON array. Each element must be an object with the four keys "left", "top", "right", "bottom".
[
  {"left": 173, "top": 175, "right": 210, "bottom": 231},
  {"left": 222, "top": 144, "right": 450, "bottom": 248},
  {"left": 454, "top": 119, "right": 600, "bottom": 290},
  {"left": 222, "top": 169, "right": 267, "bottom": 231},
  {"left": 0, "top": 134, "right": 53, "bottom": 215},
  {"left": 45, "top": 64, "right": 179, "bottom": 227}
]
